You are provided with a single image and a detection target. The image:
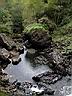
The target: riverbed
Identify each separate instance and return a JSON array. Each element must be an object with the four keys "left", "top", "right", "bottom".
[{"left": 4, "top": 48, "right": 72, "bottom": 96}]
